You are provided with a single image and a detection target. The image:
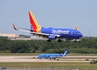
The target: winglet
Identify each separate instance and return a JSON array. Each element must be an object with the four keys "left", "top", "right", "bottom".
[
  {"left": 75, "top": 25, "right": 78, "bottom": 30},
  {"left": 12, "top": 23, "right": 17, "bottom": 30}
]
